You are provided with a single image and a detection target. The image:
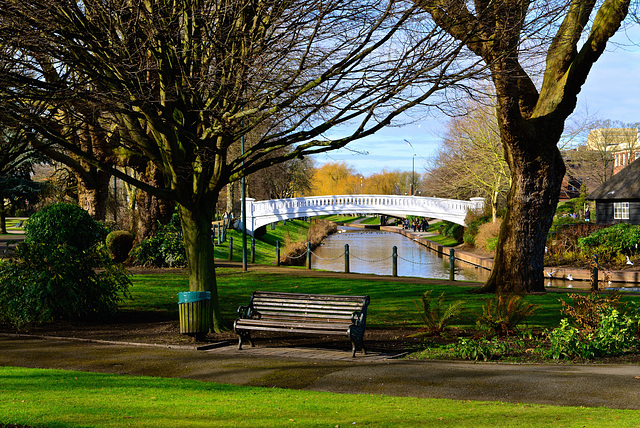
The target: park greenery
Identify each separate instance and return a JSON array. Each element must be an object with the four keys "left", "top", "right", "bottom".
[
  {"left": 0, "top": 1, "right": 632, "bottom": 338},
  {"left": 111, "top": 267, "right": 640, "bottom": 364},
  {"left": 0, "top": 203, "right": 131, "bottom": 328},
  {"left": 2, "top": 213, "right": 640, "bottom": 425},
  {"left": 1, "top": 0, "right": 480, "bottom": 332}
]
